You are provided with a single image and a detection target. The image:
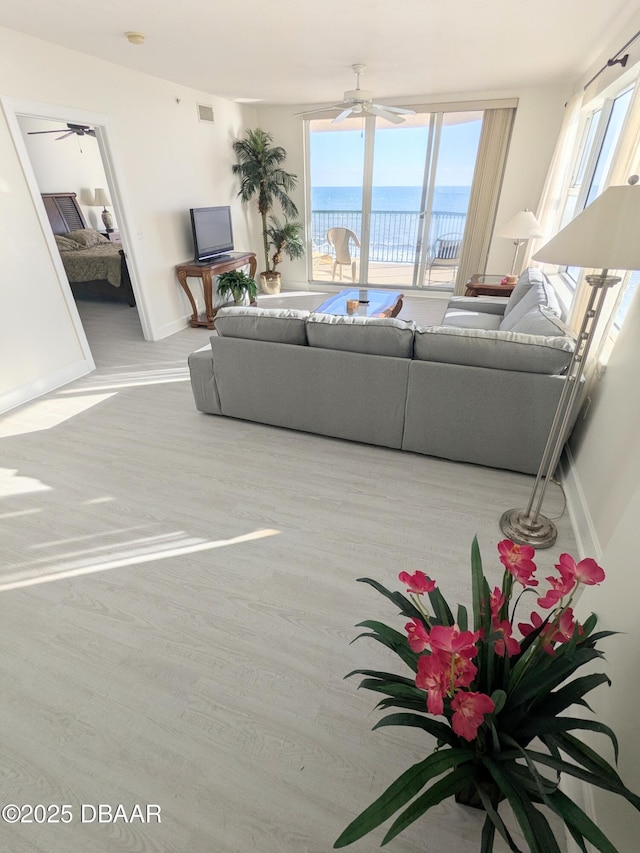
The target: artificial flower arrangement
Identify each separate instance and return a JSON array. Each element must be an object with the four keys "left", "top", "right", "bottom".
[{"left": 334, "top": 538, "right": 640, "bottom": 852}]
